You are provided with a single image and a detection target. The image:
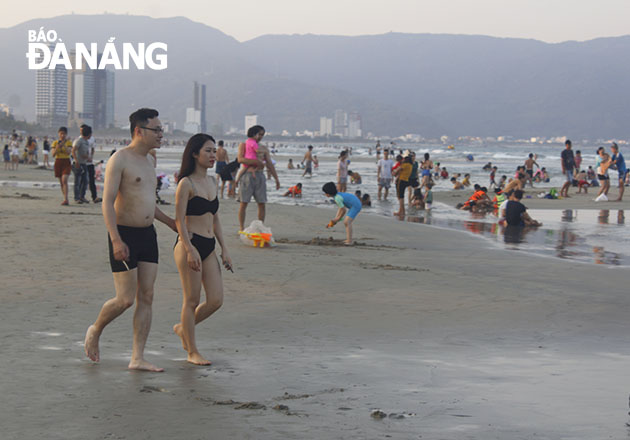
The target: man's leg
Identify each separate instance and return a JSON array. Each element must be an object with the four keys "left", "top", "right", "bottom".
[
  {"left": 377, "top": 185, "right": 382, "bottom": 201},
  {"left": 257, "top": 203, "right": 266, "bottom": 224},
  {"left": 72, "top": 167, "right": 82, "bottom": 201},
  {"left": 79, "top": 164, "right": 89, "bottom": 201},
  {"left": 85, "top": 269, "right": 137, "bottom": 362},
  {"left": 87, "top": 164, "right": 98, "bottom": 201},
  {"left": 128, "top": 261, "right": 162, "bottom": 372},
  {"left": 618, "top": 177, "right": 625, "bottom": 201},
  {"left": 238, "top": 202, "right": 248, "bottom": 231}
]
